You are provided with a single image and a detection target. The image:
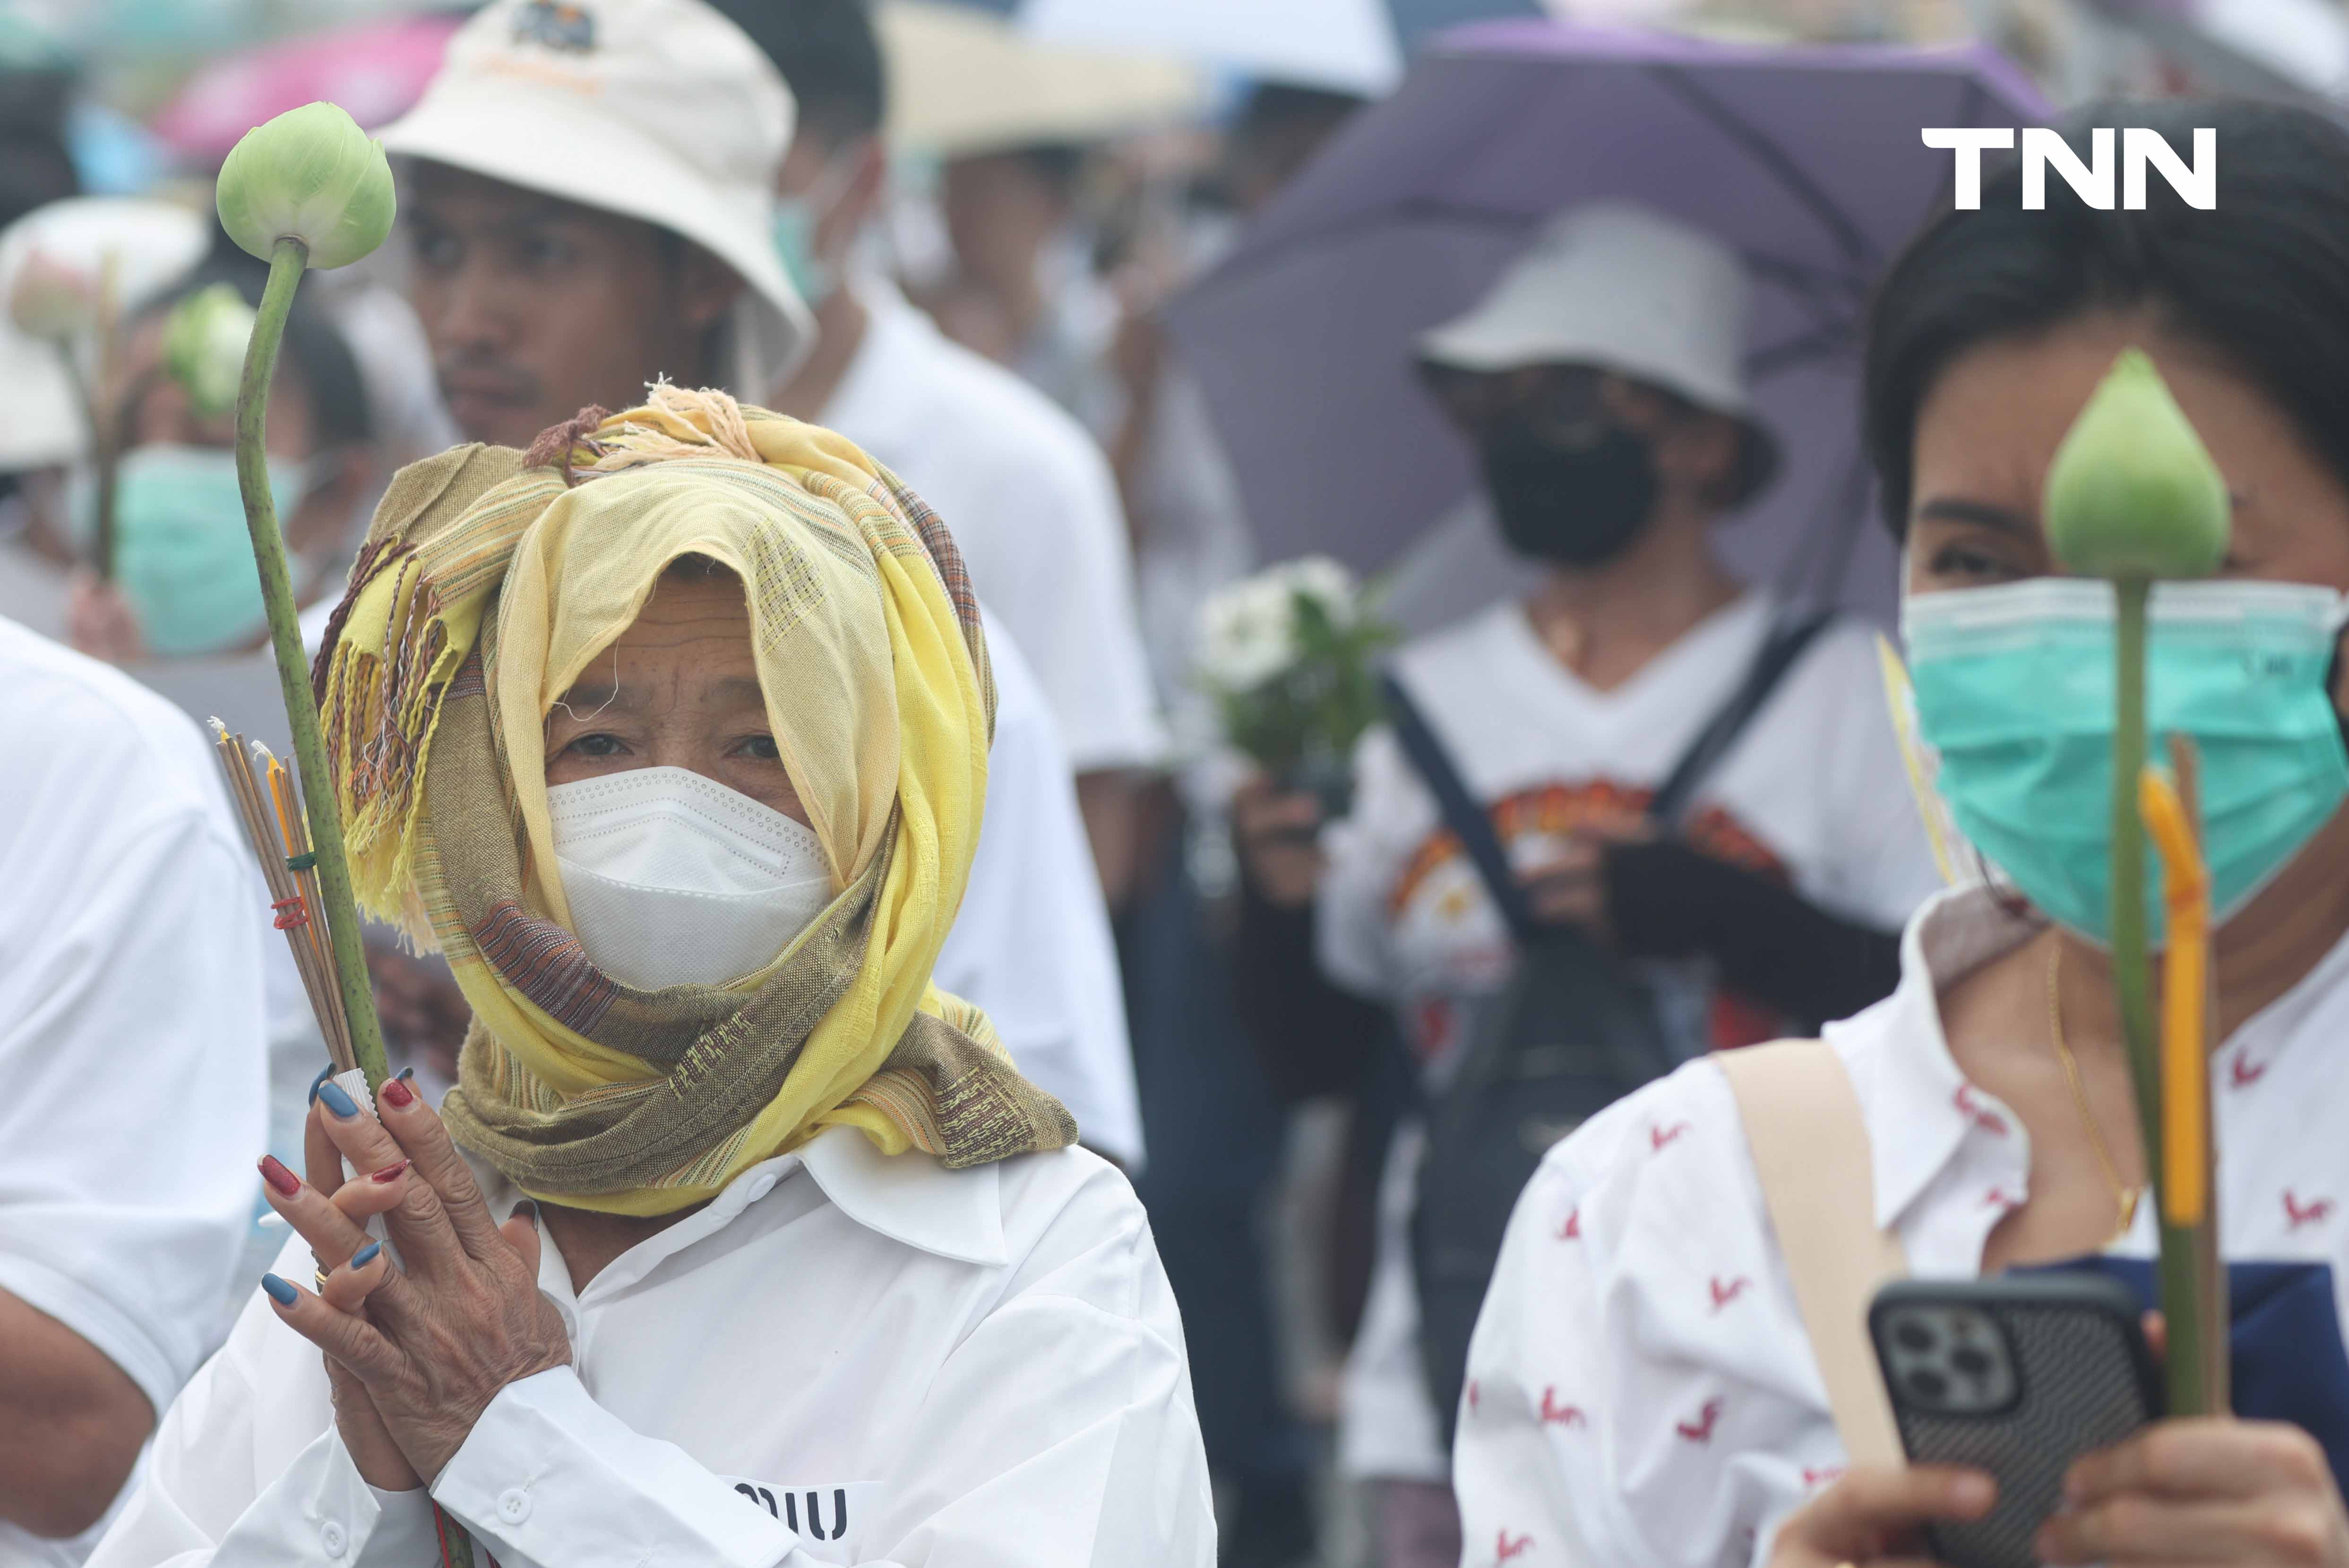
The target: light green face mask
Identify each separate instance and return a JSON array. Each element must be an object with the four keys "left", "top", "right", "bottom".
[
  {"left": 110, "top": 444, "right": 312, "bottom": 657},
  {"left": 771, "top": 197, "right": 836, "bottom": 308},
  {"left": 1904, "top": 577, "right": 2349, "bottom": 946}
]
